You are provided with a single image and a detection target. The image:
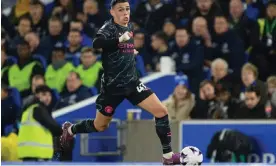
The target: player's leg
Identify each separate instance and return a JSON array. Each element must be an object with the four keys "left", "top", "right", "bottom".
[
  {"left": 127, "top": 82, "right": 180, "bottom": 165},
  {"left": 61, "top": 93, "right": 124, "bottom": 148}
]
